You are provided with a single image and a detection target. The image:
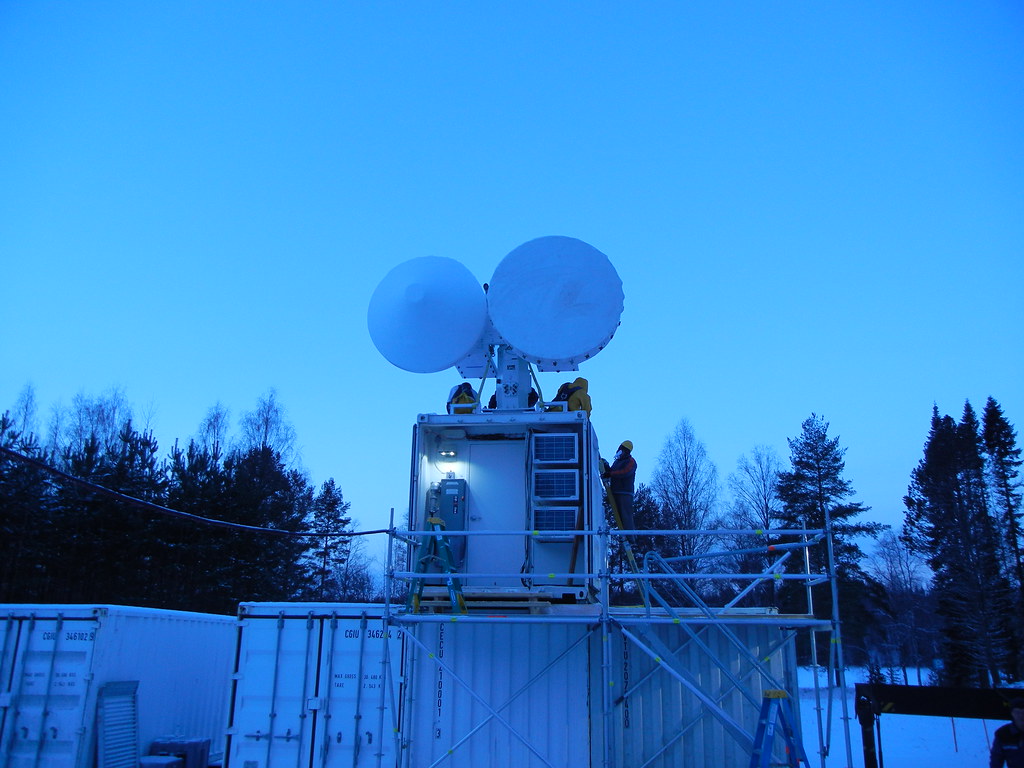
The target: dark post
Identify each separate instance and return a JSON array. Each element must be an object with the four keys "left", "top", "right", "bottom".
[{"left": 855, "top": 694, "right": 878, "bottom": 768}]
